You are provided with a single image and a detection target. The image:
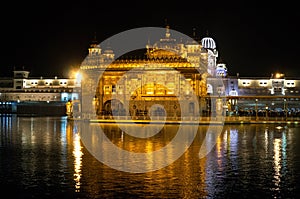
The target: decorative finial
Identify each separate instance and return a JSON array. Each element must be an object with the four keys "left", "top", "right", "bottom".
[
  {"left": 90, "top": 32, "right": 99, "bottom": 47},
  {"left": 166, "top": 25, "right": 170, "bottom": 38},
  {"left": 147, "top": 37, "right": 150, "bottom": 44},
  {"left": 164, "top": 19, "right": 170, "bottom": 38},
  {"left": 164, "top": 18, "right": 168, "bottom": 27}
]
